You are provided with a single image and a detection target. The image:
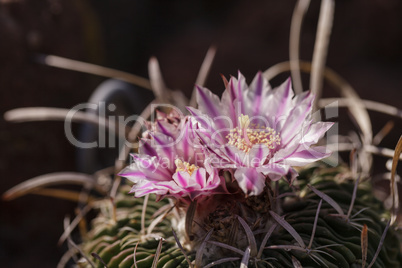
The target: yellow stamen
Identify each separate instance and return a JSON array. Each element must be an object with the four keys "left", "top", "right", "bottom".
[
  {"left": 239, "top": 114, "right": 250, "bottom": 129},
  {"left": 175, "top": 159, "right": 199, "bottom": 176},
  {"left": 226, "top": 114, "right": 281, "bottom": 153}
]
